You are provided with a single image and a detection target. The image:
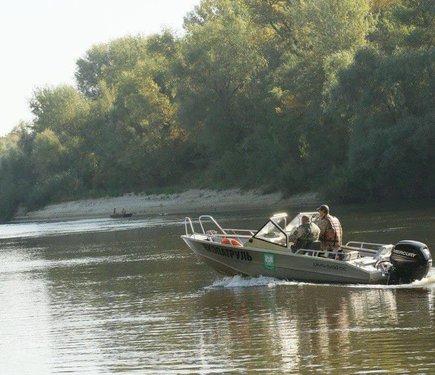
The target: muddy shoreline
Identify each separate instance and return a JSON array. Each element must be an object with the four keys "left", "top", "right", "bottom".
[{"left": 16, "top": 189, "right": 319, "bottom": 221}]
